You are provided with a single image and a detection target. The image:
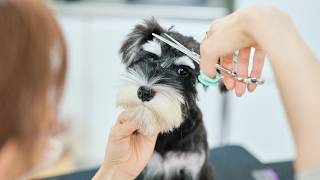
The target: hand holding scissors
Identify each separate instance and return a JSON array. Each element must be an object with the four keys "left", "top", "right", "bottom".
[{"left": 152, "top": 33, "right": 265, "bottom": 93}]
